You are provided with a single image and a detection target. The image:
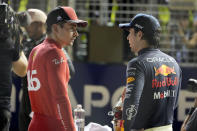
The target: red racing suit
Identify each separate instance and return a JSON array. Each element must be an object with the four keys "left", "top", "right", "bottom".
[
  {"left": 27, "top": 38, "right": 75, "bottom": 131},
  {"left": 123, "top": 48, "right": 182, "bottom": 130}
]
